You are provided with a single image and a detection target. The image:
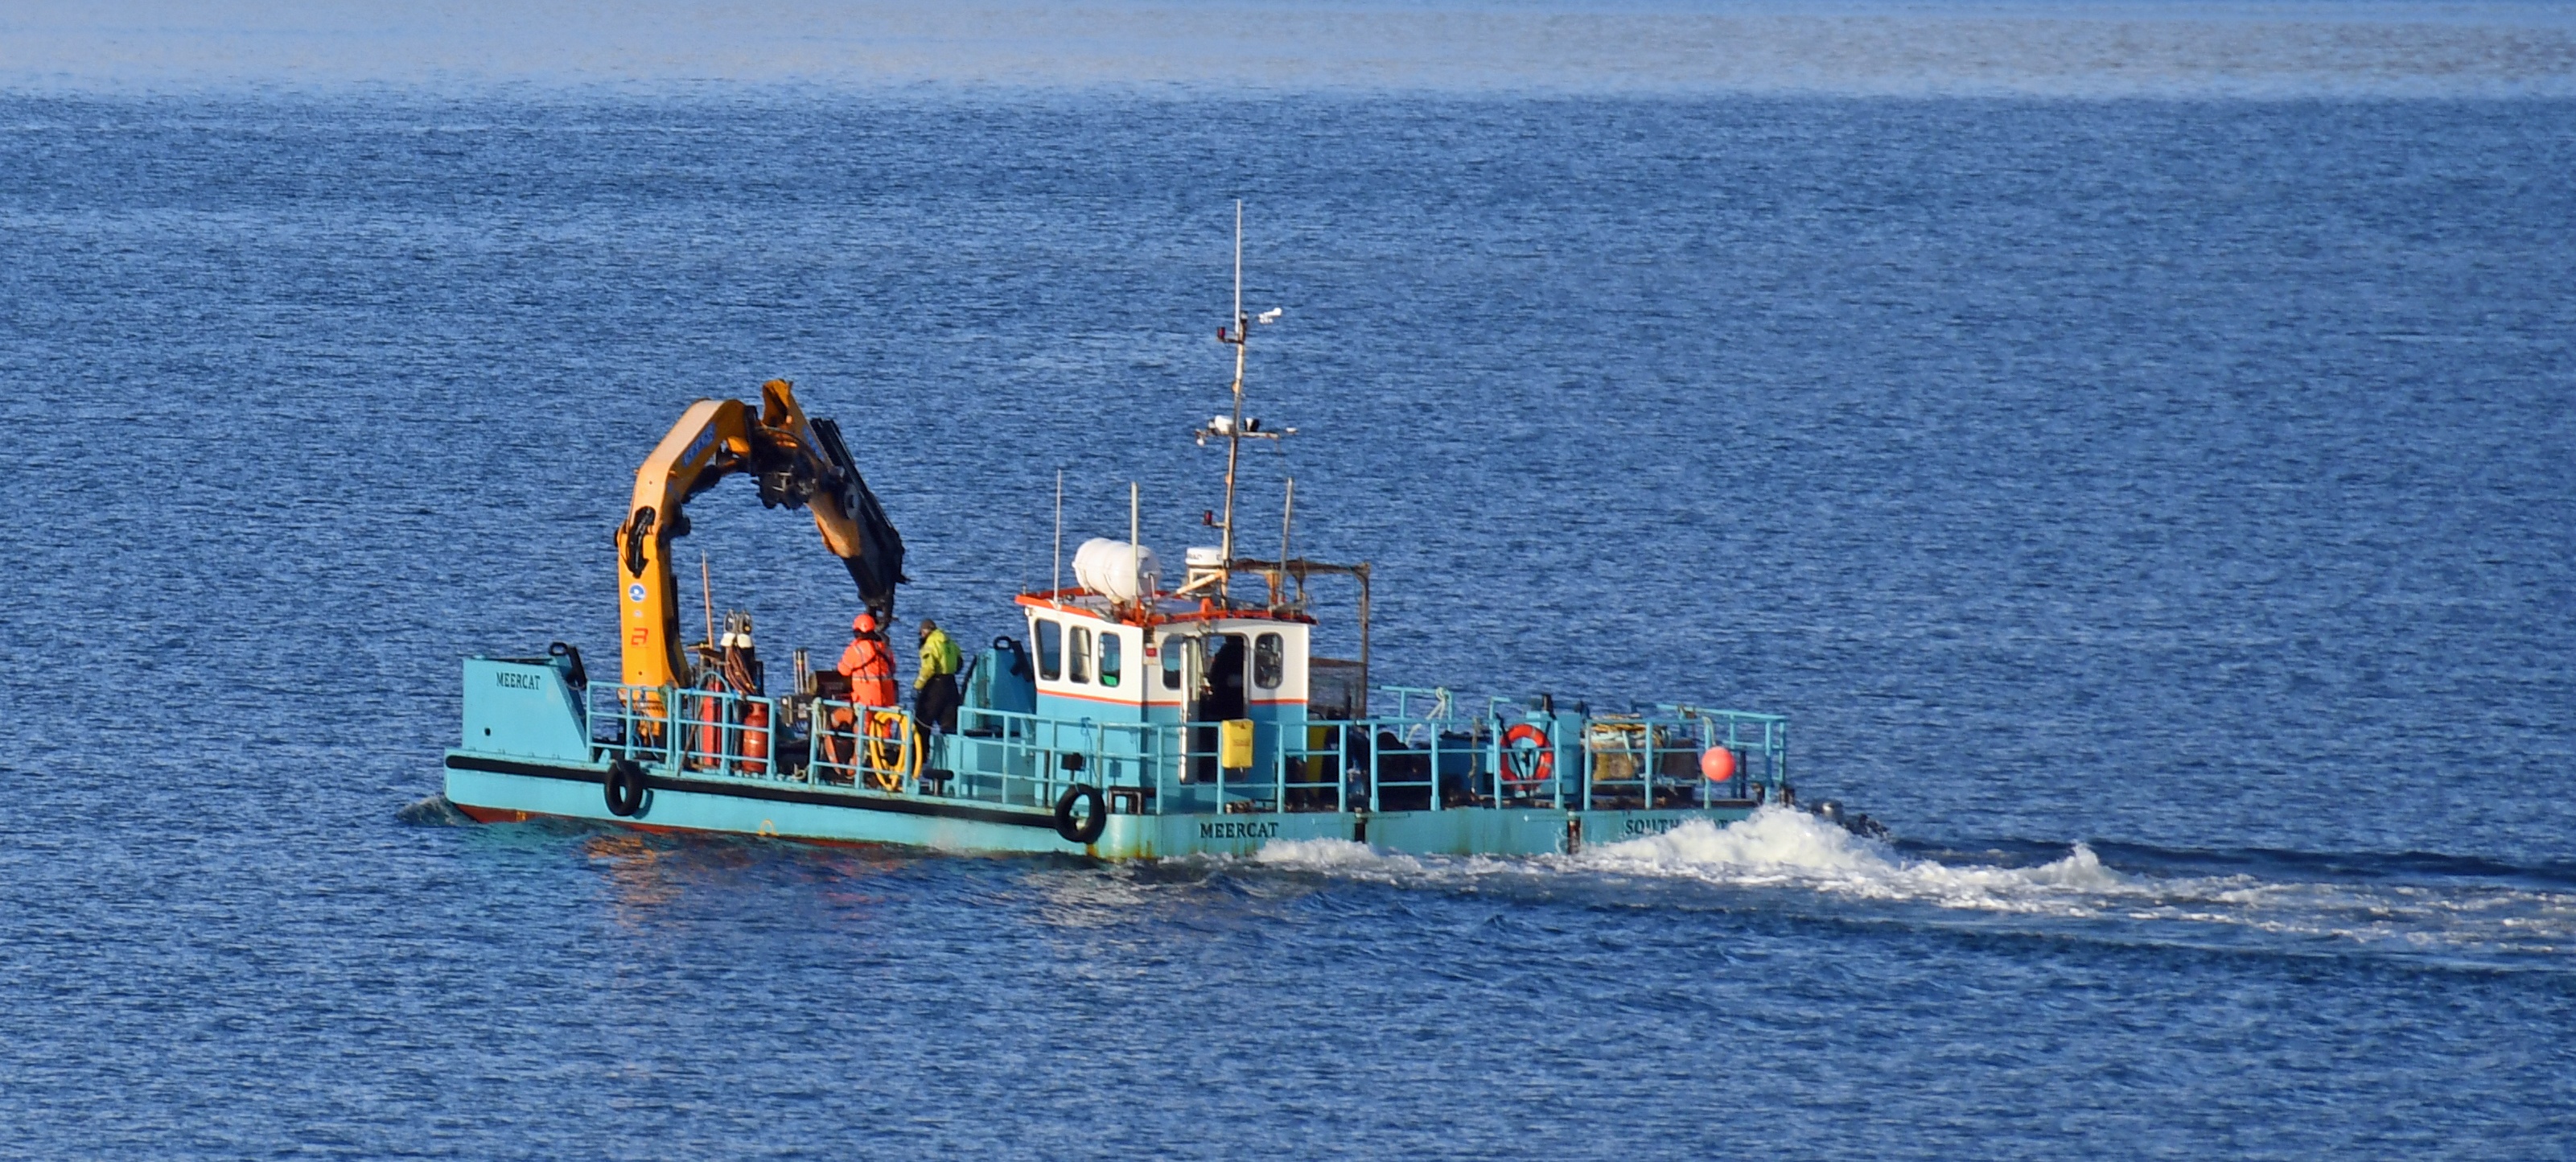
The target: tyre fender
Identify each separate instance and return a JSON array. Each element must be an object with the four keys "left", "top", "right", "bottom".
[{"left": 1053, "top": 784, "right": 1107, "bottom": 844}]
